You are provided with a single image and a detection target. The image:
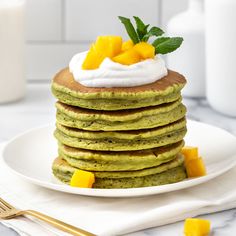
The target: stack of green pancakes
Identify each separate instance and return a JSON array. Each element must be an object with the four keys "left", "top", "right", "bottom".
[{"left": 51, "top": 68, "right": 187, "bottom": 188}]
